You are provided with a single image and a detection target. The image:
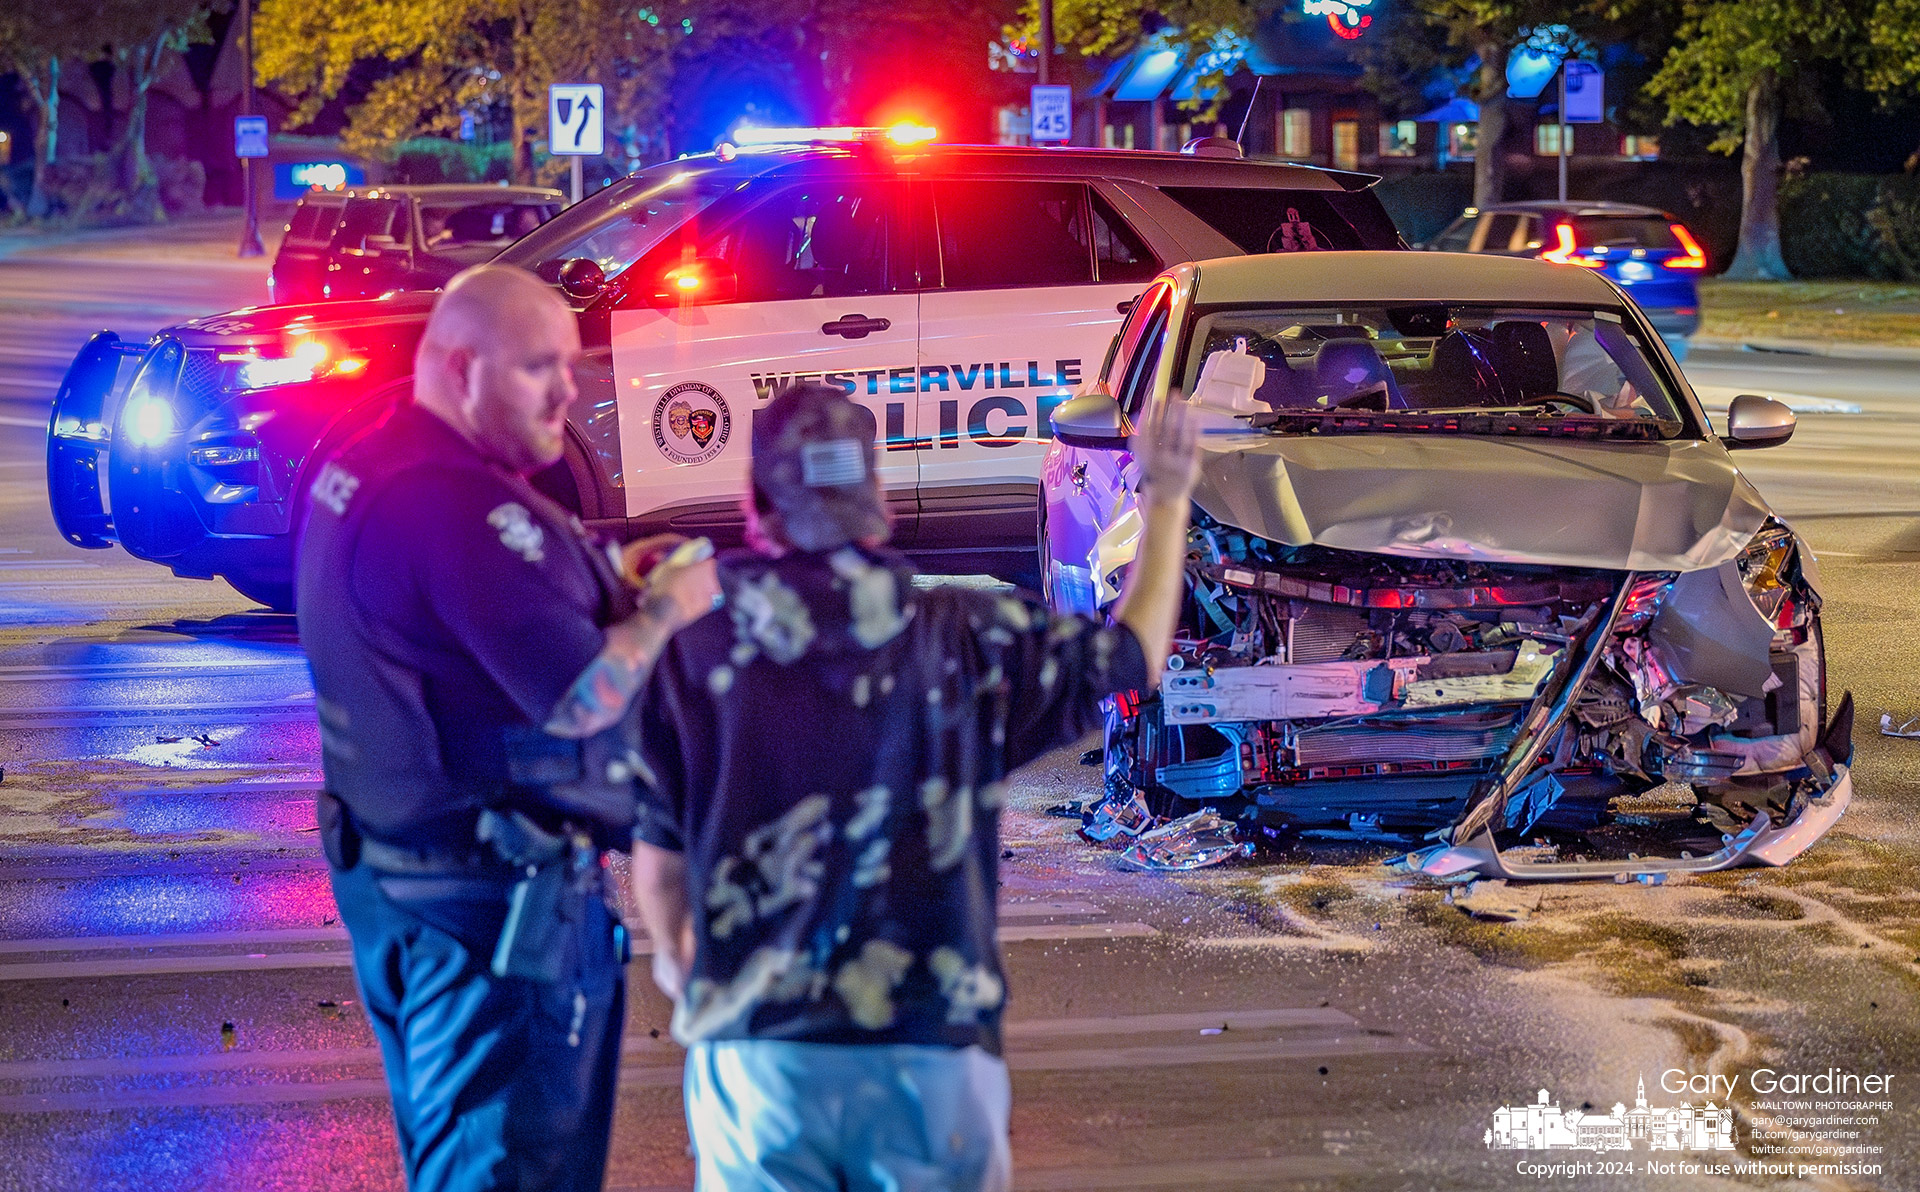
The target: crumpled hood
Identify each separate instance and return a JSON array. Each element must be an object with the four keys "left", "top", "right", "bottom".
[{"left": 1190, "top": 433, "right": 1772, "bottom": 572}]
